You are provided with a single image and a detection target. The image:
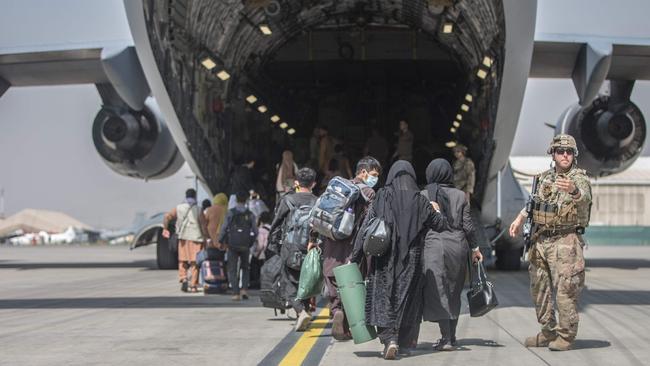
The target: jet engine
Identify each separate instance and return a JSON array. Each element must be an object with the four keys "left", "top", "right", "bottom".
[
  {"left": 92, "top": 98, "right": 184, "bottom": 179},
  {"left": 556, "top": 94, "right": 646, "bottom": 177}
]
